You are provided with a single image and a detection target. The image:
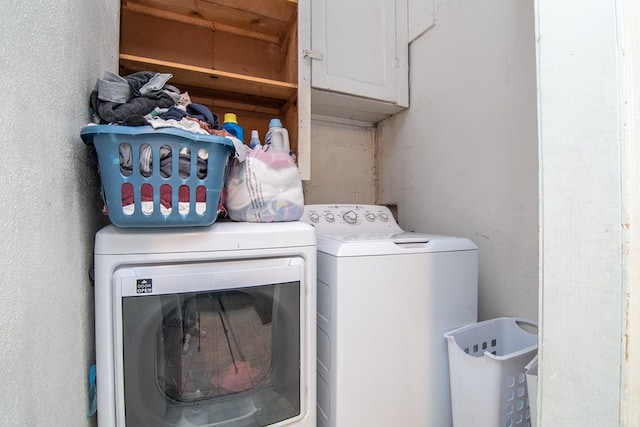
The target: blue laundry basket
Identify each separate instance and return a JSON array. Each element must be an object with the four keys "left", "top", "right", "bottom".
[{"left": 81, "top": 124, "right": 234, "bottom": 227}]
